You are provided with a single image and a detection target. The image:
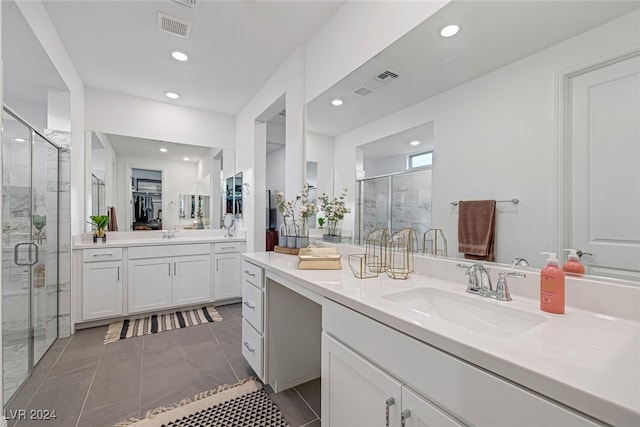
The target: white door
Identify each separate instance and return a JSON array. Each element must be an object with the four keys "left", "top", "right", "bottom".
[
  {"left": 128, "top": 257, "right": 173, "bottom": 313},
  {"left": 322, "top": 334, "right": 402, "bottom": 427},
  {"left": 172, "top": 255, "right": 212, "bottom": 305},
  {"left": 569, "top": 54, "right": 640, "bottom": 282},
  {"left": 214, "top": 253, "right": 241, "bottom": 300},
  {"left": 82, "top": 261, "right": 123, "bottom": 320},
  {"left": 400, "top": 386, "right": 463, "bottom": 427}
]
